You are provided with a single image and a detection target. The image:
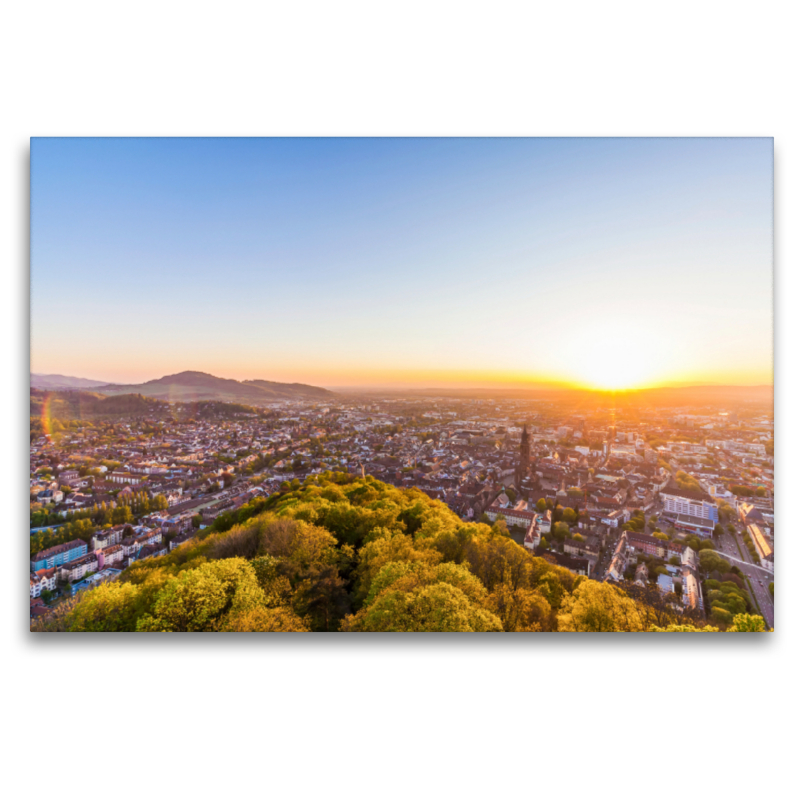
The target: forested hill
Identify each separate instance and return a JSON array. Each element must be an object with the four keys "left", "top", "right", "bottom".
[
  {"left": 30, "top": 390, "right": 275, "bottom": 441},
  {"left": 95, "top": 371, "right": 335, "bottom": 403},
  {"left": 243, "top": 379, "right": 333, "bottom": 399},
  {"left": 30, "top": 389, "right": 166, "bottom": 421},
  {"left": 34, "top": 474, "right": 766, "bottom": 633}
]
